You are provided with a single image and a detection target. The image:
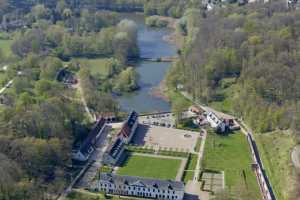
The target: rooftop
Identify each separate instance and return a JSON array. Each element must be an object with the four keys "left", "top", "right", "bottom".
[{"left": 100, "top": 173, "right": 184, "bottom": 191}]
